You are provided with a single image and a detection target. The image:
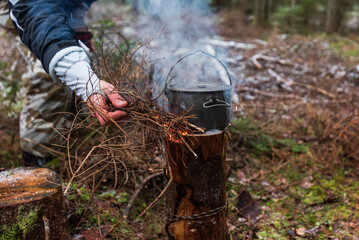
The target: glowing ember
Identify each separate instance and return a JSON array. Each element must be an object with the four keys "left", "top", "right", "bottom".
[
  {"left": 180, "top": 130, "right": 188, "bottom": 136},
  {"left": 168, "top": 130, "right": 188, "bottom": 142},
  {"left": 168, "top": 134, "right": 180, "bottom": 143}
]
